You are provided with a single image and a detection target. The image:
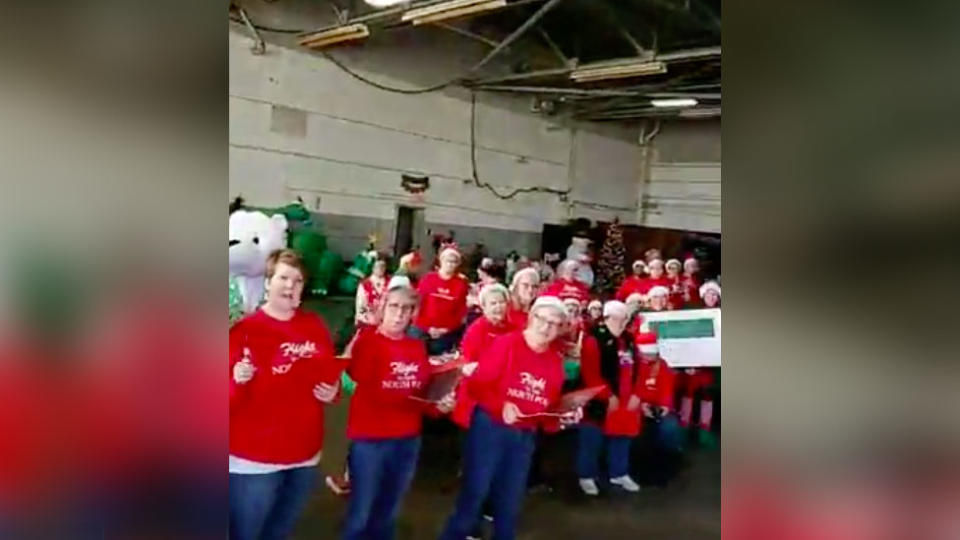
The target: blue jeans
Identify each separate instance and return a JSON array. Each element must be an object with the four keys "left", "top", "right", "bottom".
[
  {"left": 410, "top": 326, "right": 464, "bottom": 356},
  {"left": 343, "top": 436, "right": 422, "bottom": 540},
  {"left": 229, "top": 466, "right": 315, "bottom": 540},
  {"left": 576, "top": 424, "right": 632, "bottom": 479},
  {"left": 647, "top": 413, "right": 684, "bottom": 452},
  {"left": 439, "top": 408, "right": 536, "bottom": 540}
]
